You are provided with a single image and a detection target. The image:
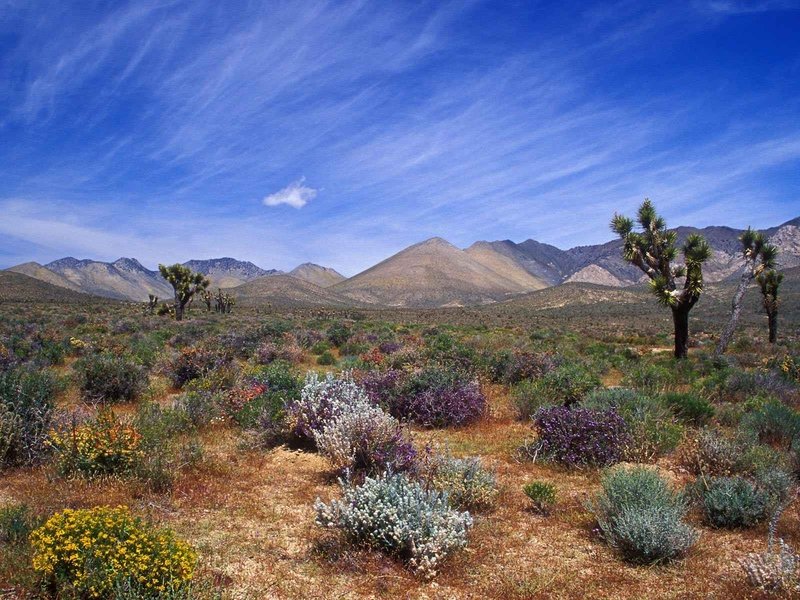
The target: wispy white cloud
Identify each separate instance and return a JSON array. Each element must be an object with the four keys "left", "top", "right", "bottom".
[
  {"left": 262, "top": 178, "right": 317, "bottom": 209},
  {"left": 701, "top": 0, "right": 800, "bottom": 15},
  {"left": 0, "top": 1, "right": 798, "bottom": 275}
]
